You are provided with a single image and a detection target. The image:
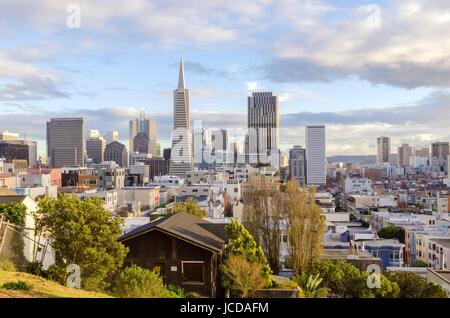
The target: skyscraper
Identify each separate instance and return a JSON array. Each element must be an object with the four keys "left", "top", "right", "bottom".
[
  {"left": 104, "top": 141, "right": 128, "bottom": 168},
  {"left": 104, "top": 131, "right": 119, "bottom": 145},
  {"left": 397, "top": 143, "right": 413, "bottom": 167},
  {"left": 377, "top": 136, "right": 391, "bottom": 163},
  {"left": 169, "top": 58, "right": 192, "bottom": 177},
  {"left": 129, "top": 113, "right": 157, "bottom": 156},
  {"left": 46, "top": 118, "right": 84, "bottom": 167},
  {"left": 306, "top": 125, "right": 326, "bottom": 186},
  {"left": 247, "top": 92, "right": 279, "bottom": 167},
  {"left": 0, "top": 131, "right": 37, "bottom": 167},
  {"left": 289, "top": 145, "right": 306, "bottom": 186},
  {"left": 432, "top": 142, "right": 449, "bottom": 160},
  {"left": 86, "top": 130, "right": 106, "bottom": 164}
]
